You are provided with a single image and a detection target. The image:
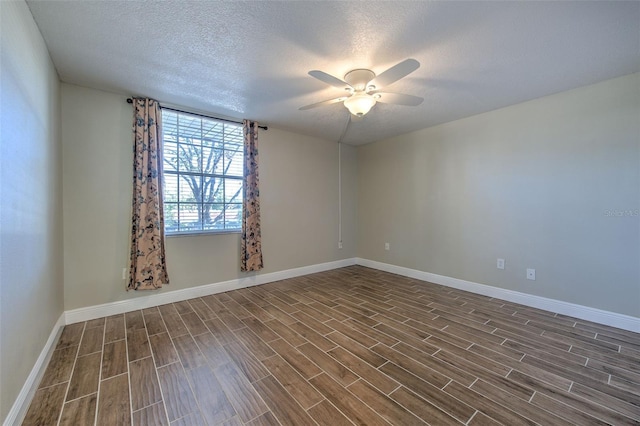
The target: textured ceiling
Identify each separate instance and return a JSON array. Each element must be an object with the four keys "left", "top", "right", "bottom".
[{"left": 27, "top": 1, "right": 640, "bottom": 145}]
